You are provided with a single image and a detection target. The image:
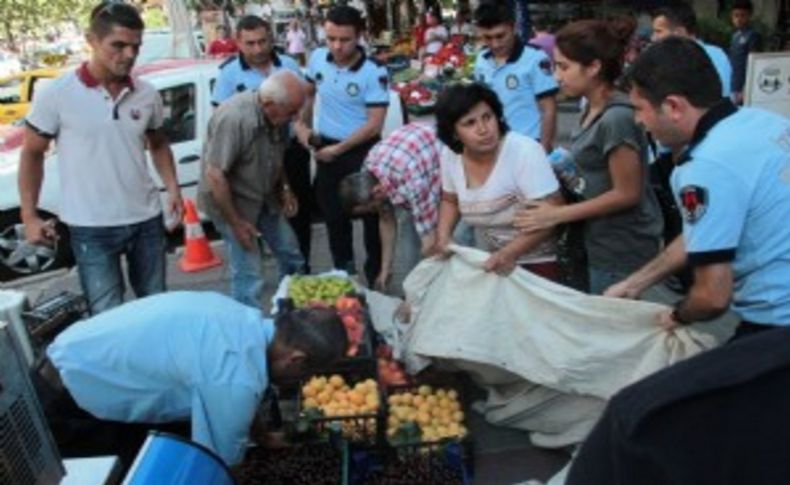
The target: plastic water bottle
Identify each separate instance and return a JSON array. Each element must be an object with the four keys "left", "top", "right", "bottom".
[{"left": 547, "top": 147, "right": 585, "bottom": 196}]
